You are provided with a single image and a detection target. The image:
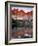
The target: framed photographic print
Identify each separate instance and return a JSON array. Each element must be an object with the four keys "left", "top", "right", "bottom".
[{"left": 5, "top": 1, "right": 37, "bottom": 45}]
